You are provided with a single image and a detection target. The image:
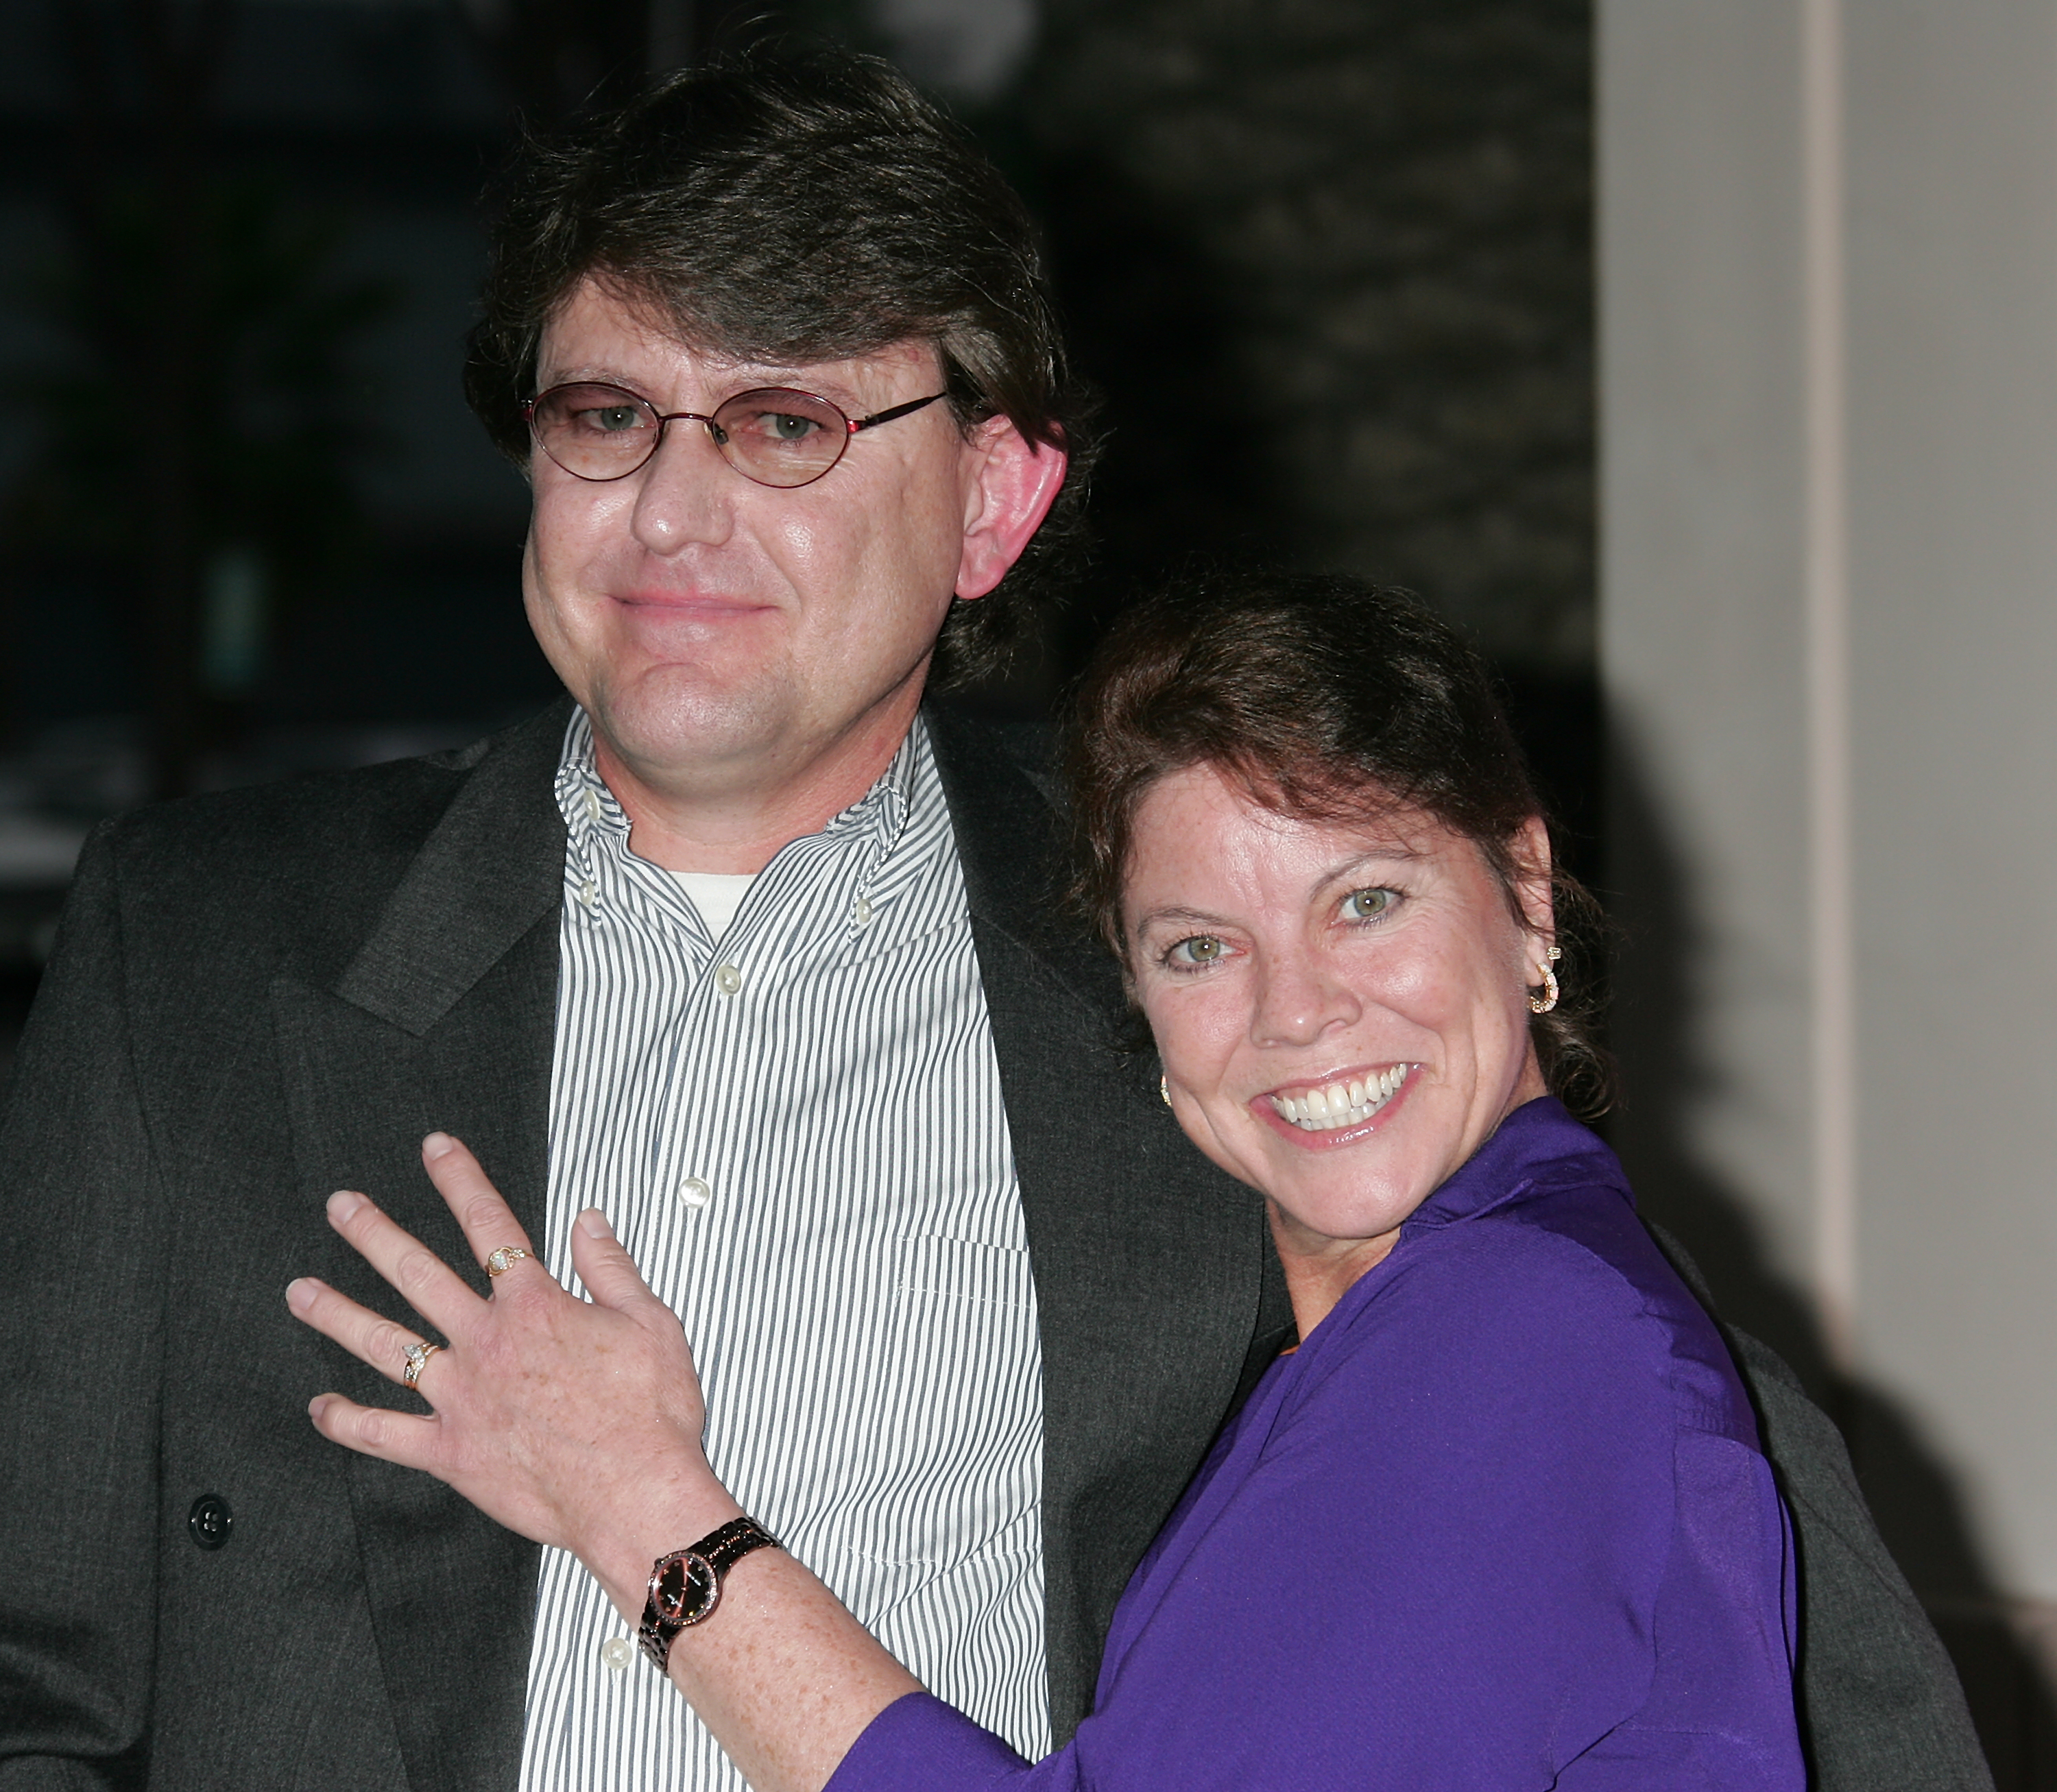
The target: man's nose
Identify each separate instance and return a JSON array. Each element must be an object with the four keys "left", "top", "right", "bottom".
[
  {"left": 1249, "top": 949, "right": 1362, "bottom": 1048},
  {"left": 629, "top": 420, "right": 737, "bottom": 555}
]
